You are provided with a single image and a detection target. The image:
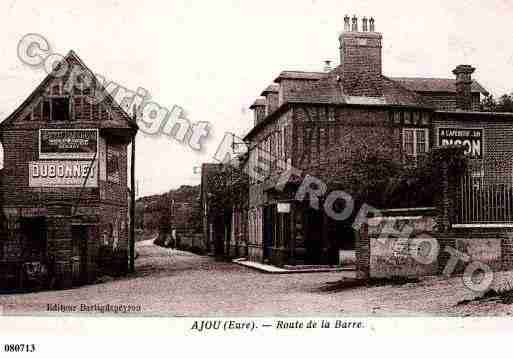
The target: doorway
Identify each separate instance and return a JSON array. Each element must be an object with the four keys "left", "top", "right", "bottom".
[
  {"left": 263, "top": 205, "right": 274, "bottom": 261},
  {"left": 71, "top": 225, "right": 89, "bottom": 285},
  {"left": 20, "top": 217, "right": 47, "bottom": 261},
  {"left": 303, "top": 208, "right": 322, "bottom": 264}
]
